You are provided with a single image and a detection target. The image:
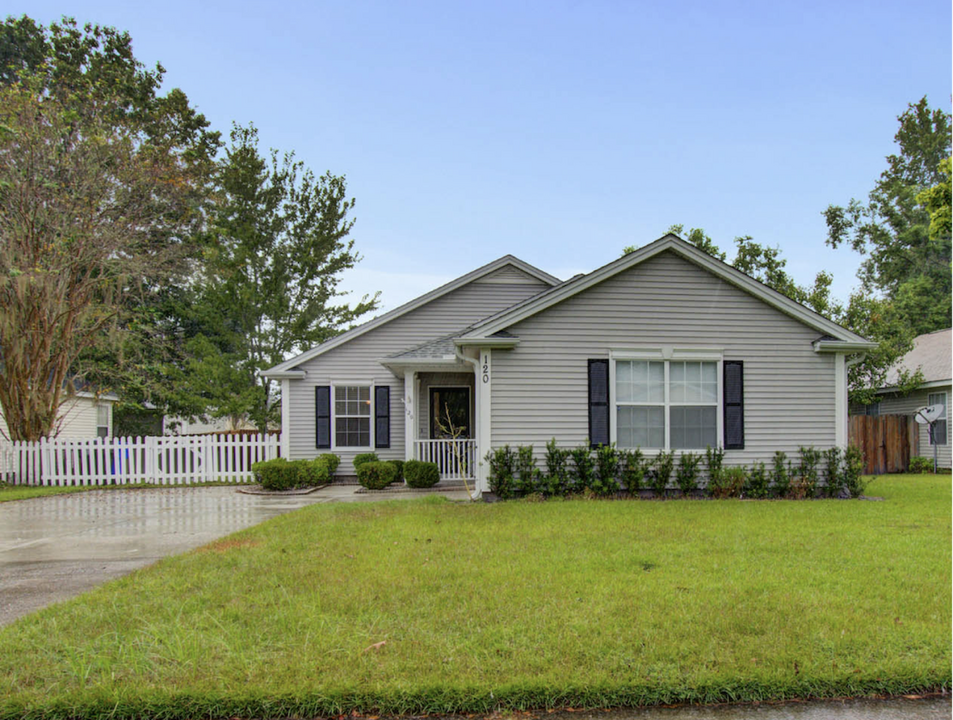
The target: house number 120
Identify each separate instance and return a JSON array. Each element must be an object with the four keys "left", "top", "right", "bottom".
[{"left": 482, "top": 354, "right": 490, "bottom": 384}]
